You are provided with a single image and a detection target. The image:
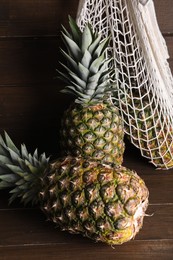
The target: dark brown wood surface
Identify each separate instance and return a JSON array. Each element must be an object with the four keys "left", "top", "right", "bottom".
[{"left": 0, "top": 0, "right": 173, "bottom": 259}]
